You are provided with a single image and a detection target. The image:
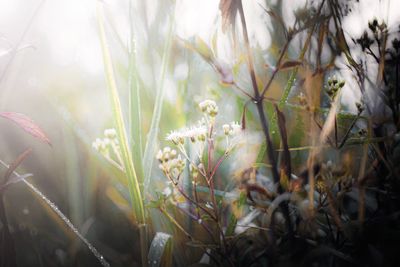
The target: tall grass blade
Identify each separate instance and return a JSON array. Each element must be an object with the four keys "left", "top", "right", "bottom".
[
  {"left": 143, "top": 6, "right": 176, "bottom": 192},
  {"left": 128, "top": 0, "right": 144, "bottom": 182},
  {"left": 96, "top": 1, "right": 145, "bottom": 224}
]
